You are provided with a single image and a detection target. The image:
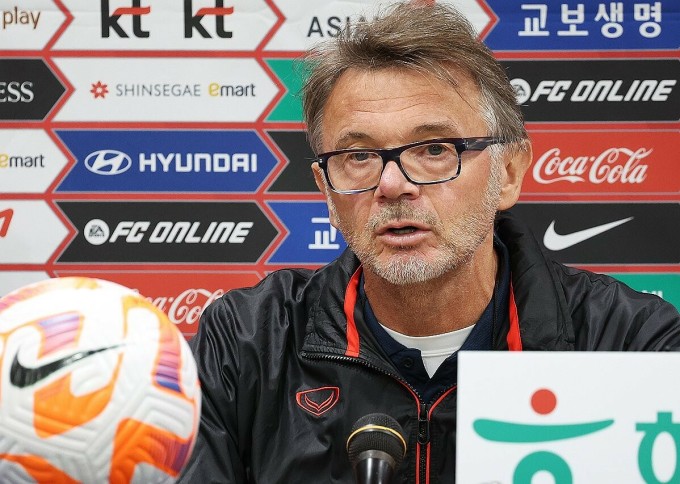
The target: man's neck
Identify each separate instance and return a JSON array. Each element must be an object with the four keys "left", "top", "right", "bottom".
[{"left": 362, "top": 238, "right": 498, "bottom": 337}]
